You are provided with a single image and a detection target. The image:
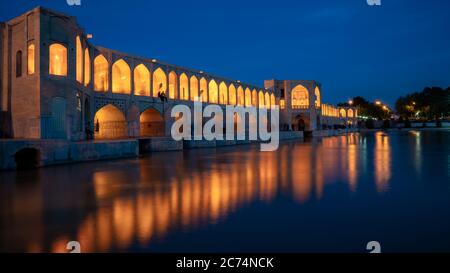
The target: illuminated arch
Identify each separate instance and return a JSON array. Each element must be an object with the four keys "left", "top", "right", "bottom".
[
  {"left": 140, "top": 108, "right": 165, "bottom": 137},
  {"left": 94, "top": 104, "right": 127, "bottom": 139},
  {"left": 270, "top": 94, "right": 276, "bottom": 108},
  {"left": 219, "top": 82, "right": 228, "bottom": 104},
  {"left": 208, "top": 79, "right": 218, "bottom": 103},
  {"left": 340, "top": 108, "right": 347, "bottom": 118},
  {"left": 228, "top": 84, "right": 236, "bottom": 105},
  {"left": 259, "top": 91, "right": 265, "bottom": 108},
  {"left": 180, "top": 73, "right": 189, "bottom": 100},
  {"left": 348, "top": 109, "right": 354, "bottom": 118},
  {"left": 245, "top": 88, "right": 251, "bottom": 106},
  {"left": 252, "top": 89, "right": 257, "bottom": 106},
  {"left": 134, "top": 64, "right": 150, "bottom": 96},
  {"left": 200, "top": 77, "right": 208, "bottom": 102},
  {"left": 94, "top": 54, "right": 109, "bottom": 91},
  {"left": 27, "top": 43, "right": 35, "bottom": 75},
  {"left": 153, "top": 68, "right": 167, "bottom": 97},
  {"left": 84, "top": 48, "right": 90, "bottom": 86},
  {"left": 76, "top": 36, "right": 83, "bottom": 83},
  {"left": 265, "top": 92, "right": 270, "bottom": 108},
  {"left": 237, "top": 86, "right": 244, "bottom": 106},
  {"left": 49, "top": 43, "right": 67, "bottom": 76},
  {"left": 291, "top": 84, "right": 309, "bottom": 109},
  {"left": 112, "top": 59, "right": 131, "bottom": 94},
  {"left": 190, "top": 75, "right": 199, "bottom": 101},
  {"left": 315, "top": 87, "right": 321, "bottom": 108},
  {"left": 168, "top": 71, "right": 178, "bottom": 99}
]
